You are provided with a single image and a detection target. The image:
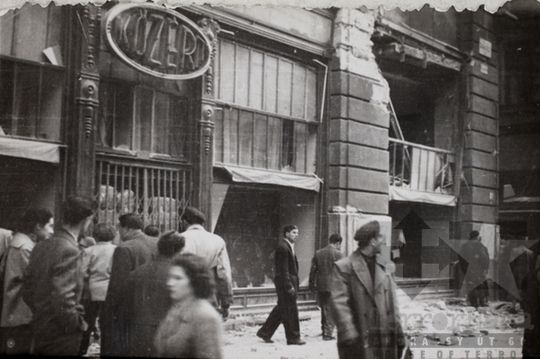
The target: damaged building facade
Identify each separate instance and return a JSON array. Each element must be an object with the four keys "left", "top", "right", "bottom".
[{"left": 0, "top": 3, "right": 503, "bottom": 310}]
